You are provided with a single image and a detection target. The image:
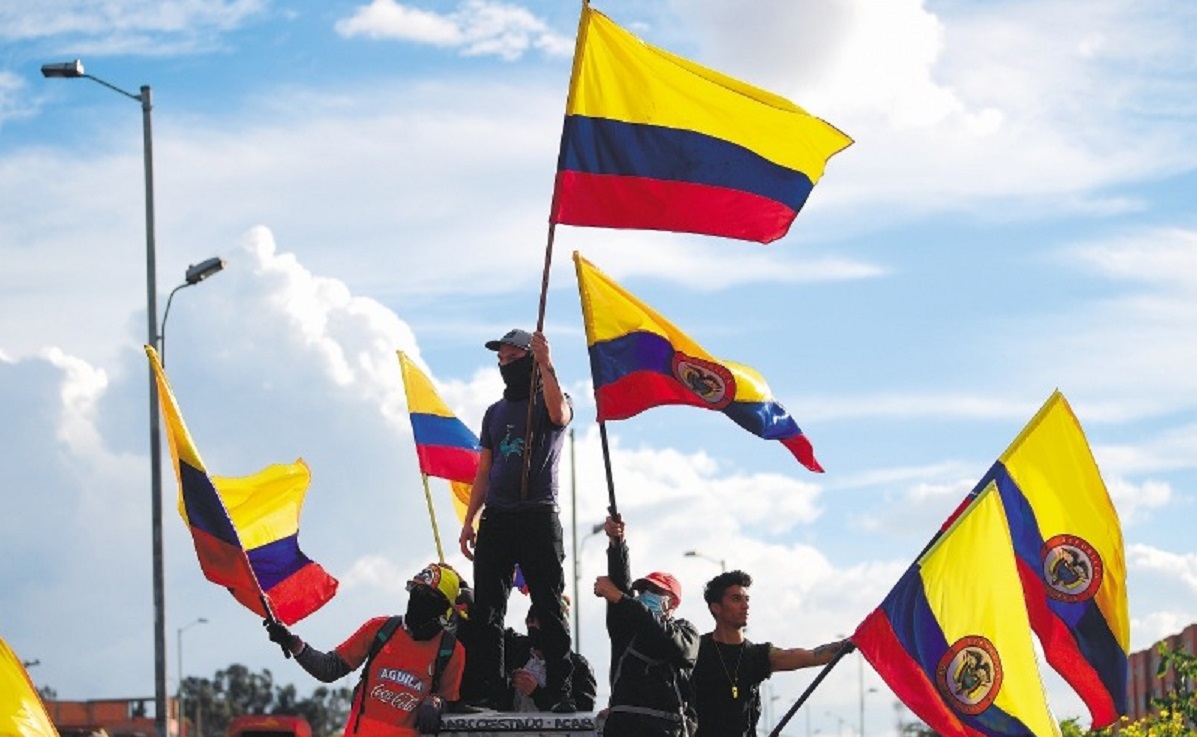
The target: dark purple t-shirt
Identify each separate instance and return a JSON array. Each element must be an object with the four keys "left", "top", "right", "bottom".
[{"left": 478, "top": 393, "right": 571, "bottom": 510}]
